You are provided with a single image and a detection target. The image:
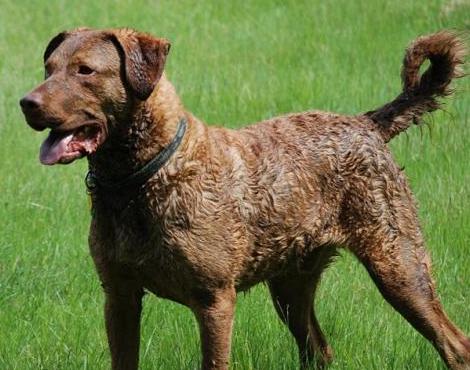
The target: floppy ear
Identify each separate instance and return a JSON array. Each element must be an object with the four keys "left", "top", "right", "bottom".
[
  {"left": 109, "top": 30, "right": 171, "bottom": 100},
  {"left": 44, "top": 27, "right": 91, "bottom": 63},
  {"left": 43, "top": 32, "right": 68, "bottom": 62}
]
